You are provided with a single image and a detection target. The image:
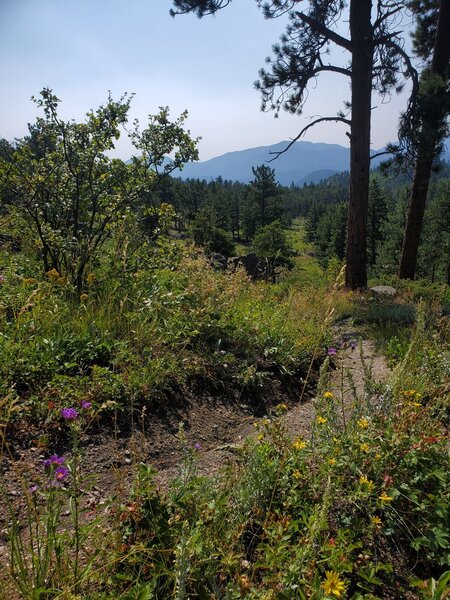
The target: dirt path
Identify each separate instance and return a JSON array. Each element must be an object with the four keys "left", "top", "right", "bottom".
[
  {"left": 0, "top": 324, "right": 390, "bottom": 579},
  {"left": 189, "top": 323, "right": 390, "bottom": 476}
]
